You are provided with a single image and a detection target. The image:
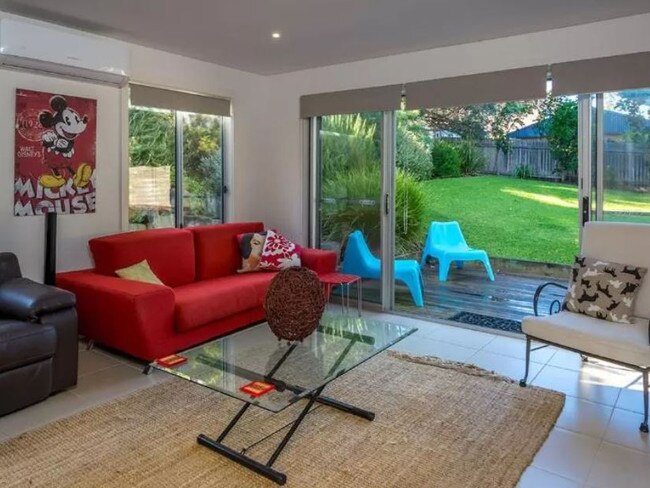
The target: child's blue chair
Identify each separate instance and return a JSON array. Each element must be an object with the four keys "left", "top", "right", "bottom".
[
  {"left": 341, "top": 230, "right": 424, "bottom": 307},
  {"left": 420, "top": 221, "right": 495, "bottom": 282}
]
